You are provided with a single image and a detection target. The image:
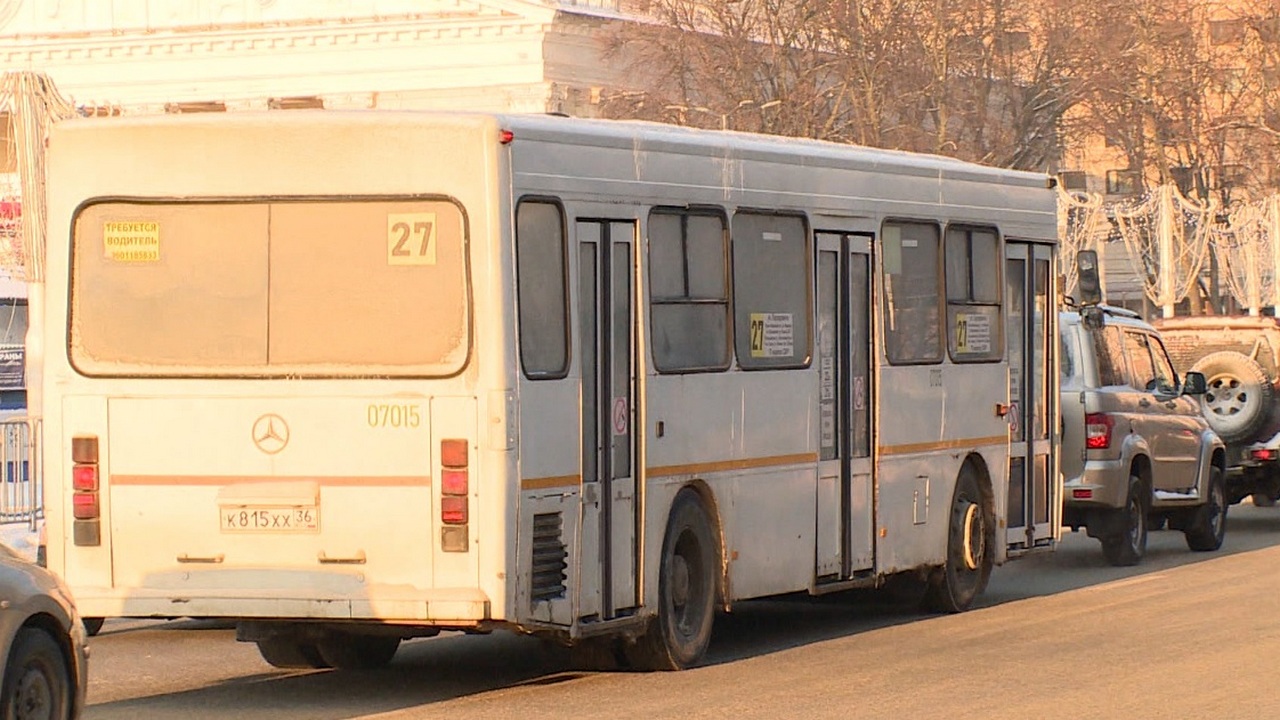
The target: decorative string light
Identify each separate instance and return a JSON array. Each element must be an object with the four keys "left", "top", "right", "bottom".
[{"left": 0, "top": 71, "right": 76, "bottom": 282}]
